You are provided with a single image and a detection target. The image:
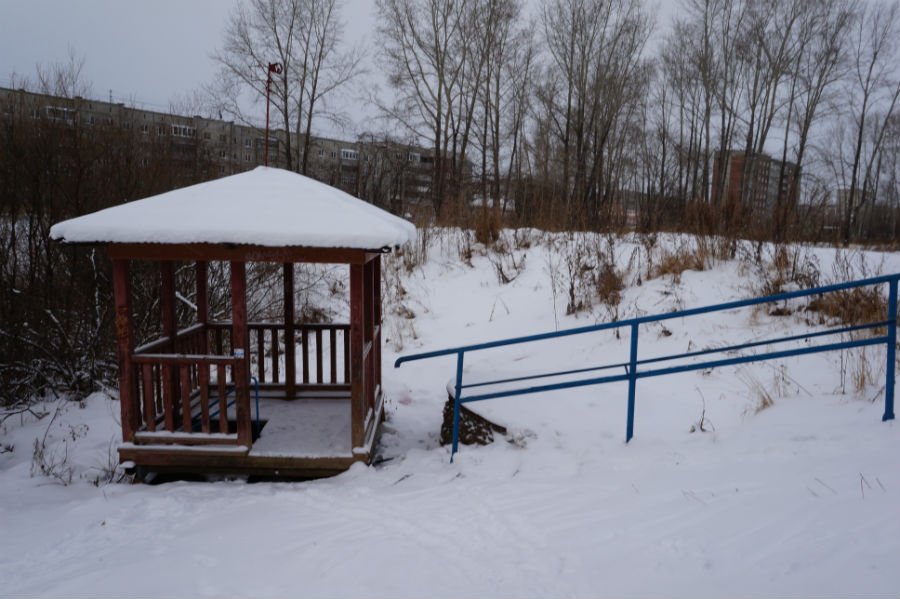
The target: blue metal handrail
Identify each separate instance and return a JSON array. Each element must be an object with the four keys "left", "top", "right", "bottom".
[{"left": 395, "top": 273, "right": 899, "bottom": 460}]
